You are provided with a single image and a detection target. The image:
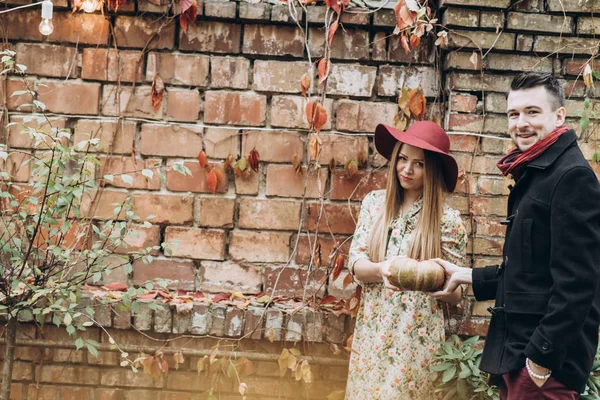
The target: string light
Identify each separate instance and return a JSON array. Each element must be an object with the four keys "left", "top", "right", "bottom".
[
  {"left": 39, "top": 0, "right": 54, "bottom": 36},
  {"left": 81, "top": 0, "right": 98, "bottom": 13}
]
